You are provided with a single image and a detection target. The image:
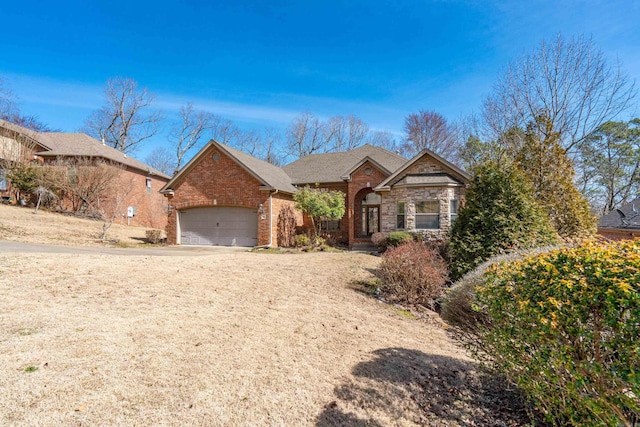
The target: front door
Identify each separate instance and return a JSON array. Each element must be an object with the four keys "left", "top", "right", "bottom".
[{"left": 361, "top": 205, "right": 380, "bottom": 236}]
